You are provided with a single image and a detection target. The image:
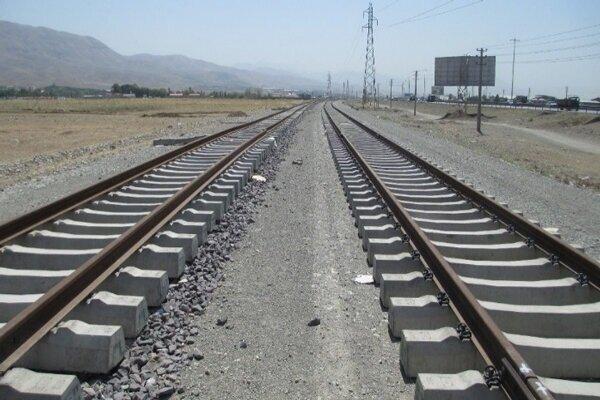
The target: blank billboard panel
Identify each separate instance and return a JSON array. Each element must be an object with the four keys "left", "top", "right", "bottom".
[{"left": 435, "top": 56, "right": 496, "bottom": 86}]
